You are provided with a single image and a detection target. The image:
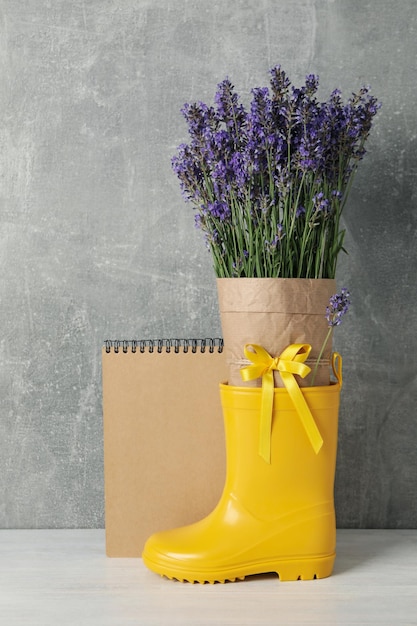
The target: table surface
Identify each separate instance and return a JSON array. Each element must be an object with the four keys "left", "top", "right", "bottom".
[{"left": 0, "top": 529, "right": 416, "bottom": 625}]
